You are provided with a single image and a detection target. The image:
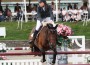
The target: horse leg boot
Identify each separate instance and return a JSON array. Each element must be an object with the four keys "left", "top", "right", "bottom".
[
  {"left": 40, "top": 49, "right": 46, "bottom": 63},
  {"left": 52, "top": 49, "right": 57, "bottom": 64},
  {"left": 29, "top": 30, "right": 38, "bottom": 52}
]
